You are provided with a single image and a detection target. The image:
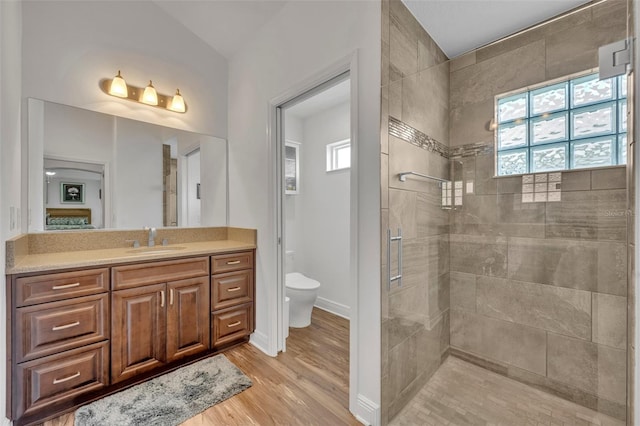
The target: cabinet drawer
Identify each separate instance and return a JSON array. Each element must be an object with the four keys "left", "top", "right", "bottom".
[
  {"left": 112, "top": 257, "right": 209, "bottom": 290},
  {"left": 212, "top": 270, "right": 253, "bottom": 310},
  {"left": 212, "top": 303, "right": 253, "bottom": 347},
  {"left": 211, "top": 251, "right": 253, "bottom": 274},
  {"left": 16, "top": 294, "right": 109, "bottom": 363},
  {"left": 15, "top": 341, "right": 109, "bottom": 419},
  {"left": 15, "top": 268, "right": 109, "bottom": 307}
]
